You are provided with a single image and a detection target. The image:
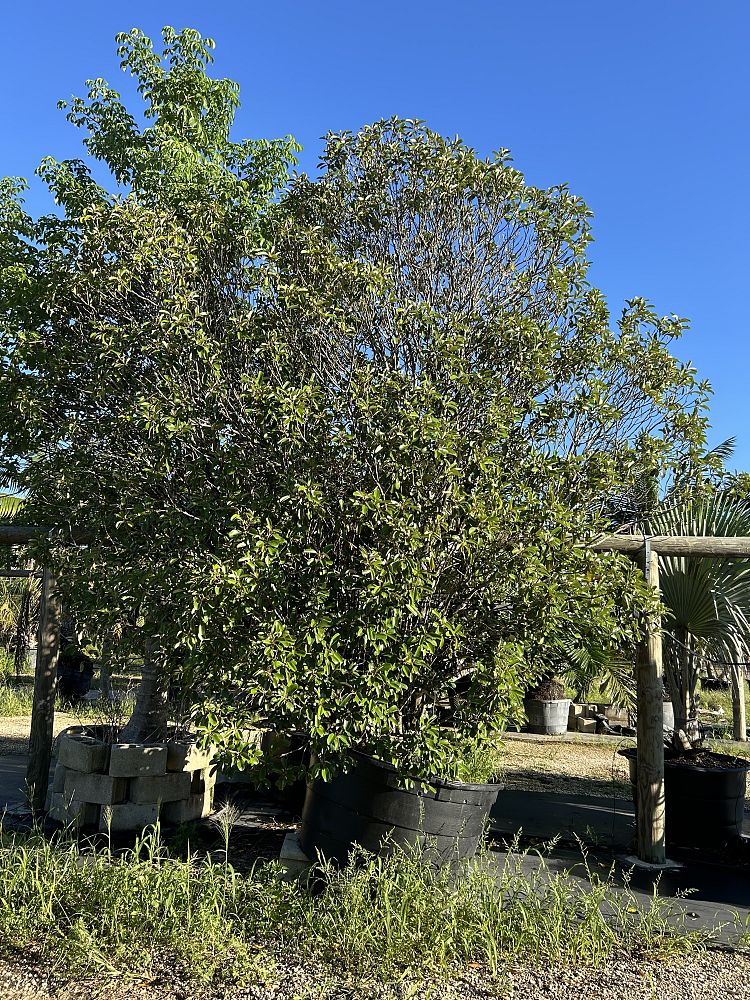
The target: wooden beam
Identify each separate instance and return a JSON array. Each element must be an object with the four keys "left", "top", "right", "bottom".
[
  {"left": 635, "top": 544, "right": 666, "bottom": 864},
  {"left": 592, "top": 535, "right": 750, "bottom": 558},
  {"left": 26, "top": 568, "right": 61, "bottom": 812},
  {"left": 0, "top": 569, "right": 43, "bottom": 578}
]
